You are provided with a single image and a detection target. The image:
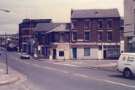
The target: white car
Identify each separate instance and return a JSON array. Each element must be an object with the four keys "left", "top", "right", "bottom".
[
  {"left": 117, "top": 53, "right": 135, "bottom": 78},
  {"left": 20, "top": 53, "right": 30, "bottom": 59}
]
